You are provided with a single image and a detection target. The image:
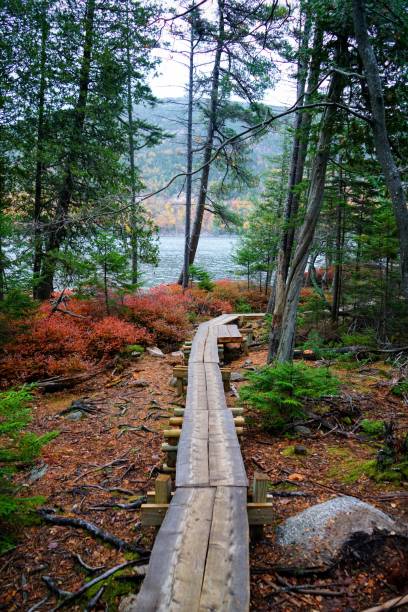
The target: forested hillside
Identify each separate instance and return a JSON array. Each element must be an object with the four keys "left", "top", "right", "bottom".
[{"left": 135, "top": 98, "right": 285, "bottom": 232}]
